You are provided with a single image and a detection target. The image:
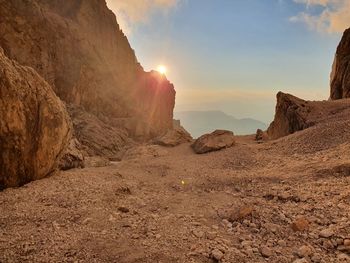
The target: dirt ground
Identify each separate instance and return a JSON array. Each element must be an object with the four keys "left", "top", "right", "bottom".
[{"left": 1, "top": 135, "right": 350, "bottom": 263}]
